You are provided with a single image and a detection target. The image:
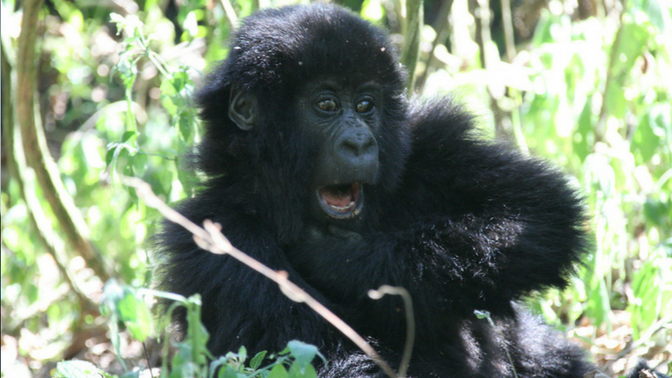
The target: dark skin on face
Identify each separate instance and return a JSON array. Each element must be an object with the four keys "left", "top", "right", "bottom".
[{"left": 230, "top": 79, "right": 383, "bottom": 227}]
